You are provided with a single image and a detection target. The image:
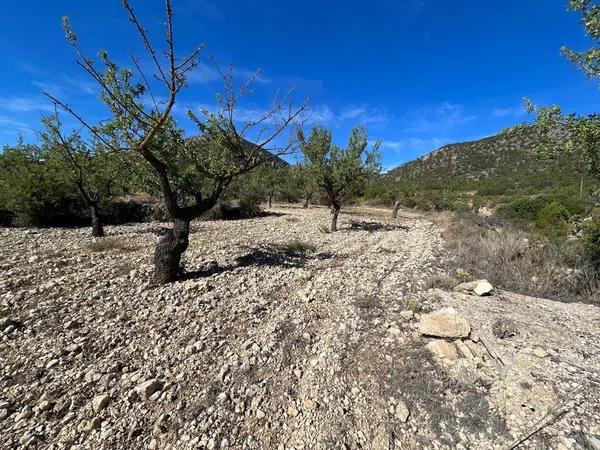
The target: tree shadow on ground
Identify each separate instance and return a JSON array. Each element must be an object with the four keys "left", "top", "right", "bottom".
[
  {"left": 347, "top": 220, "right": 410, "bottom": 232},
  {"left": 183, "top": 245, "right": 333, "bottom": 280}
]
